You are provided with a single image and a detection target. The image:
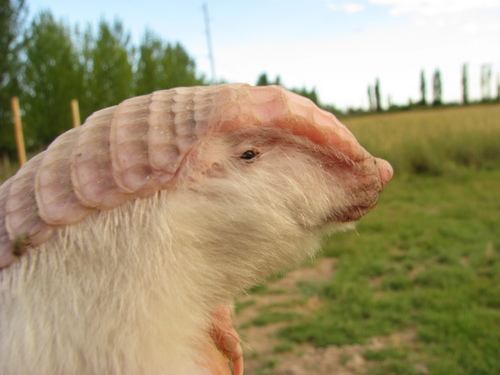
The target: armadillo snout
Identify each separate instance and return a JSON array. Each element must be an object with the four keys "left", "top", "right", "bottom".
[{"left": 375, "top": 158, "right": 393, "bottom": 189}]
